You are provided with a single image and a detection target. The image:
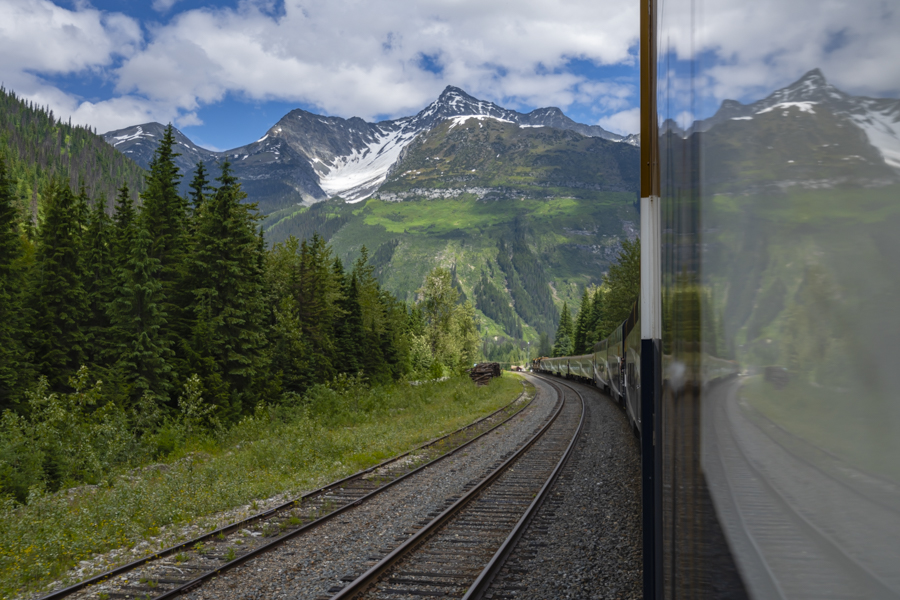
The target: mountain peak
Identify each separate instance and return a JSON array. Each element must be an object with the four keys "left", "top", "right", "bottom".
[
  {"left": 795, "top": 68, "right": 827, "bottom": 86},
  {"left": 437, "top": 85, "right": 476, "bottom": 103}
]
